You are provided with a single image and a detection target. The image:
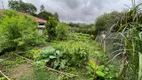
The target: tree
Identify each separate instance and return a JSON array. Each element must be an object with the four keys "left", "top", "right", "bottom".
[
  {"left": 40, "top": 5, "right": 45, "bottom": 12},
  {"left": 56, "top": 22, "right": 69, "bottom": 40},
  {"left": 54, "top": 12, "right": 59, "bottom": 21},
  {"left": 45, "top": 17, "right": 58, "bottom": 41},
  {"left": 38, "top": 11, "right": 54, "bottom": 20},
  {"left": 94, "top": 11, "right": 121, "bottom": 35},
  {"left": 8, "top": 0, "right": 37, "bottom": 15}
]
